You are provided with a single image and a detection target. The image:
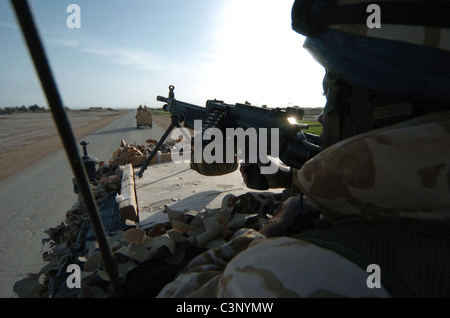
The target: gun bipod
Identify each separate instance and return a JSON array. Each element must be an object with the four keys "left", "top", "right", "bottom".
[{"left": 135, "top": 115, "right": 189, "bottom": 178}]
